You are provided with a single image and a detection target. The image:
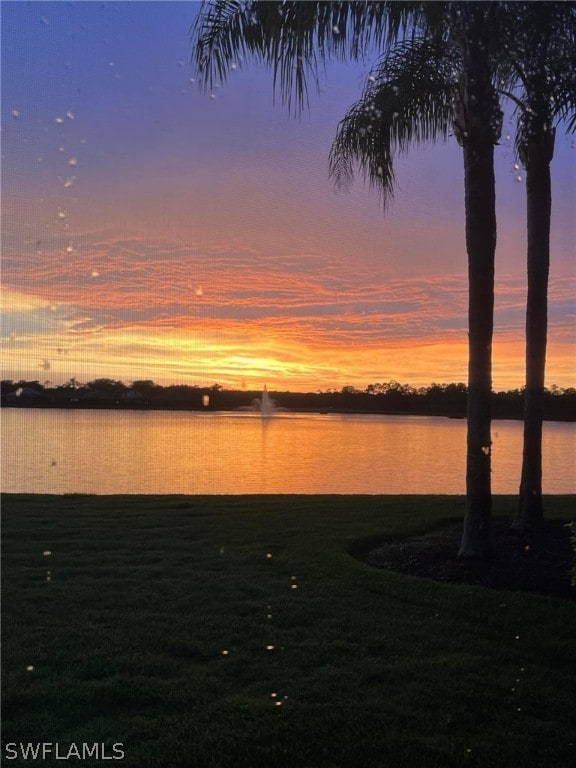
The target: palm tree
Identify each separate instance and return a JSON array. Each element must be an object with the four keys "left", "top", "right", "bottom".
[
  {"left": 330, "top": 4, "right": 507, "bottom": 557},
  {"left": 191, "top": 1, "right": 506, "bottom": 557},
  {"left": 503, "top": 2, "right": 576, "bottom": 532},
  {"left": 330, "top": 3, "right": 575, "bottom": 538}
]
